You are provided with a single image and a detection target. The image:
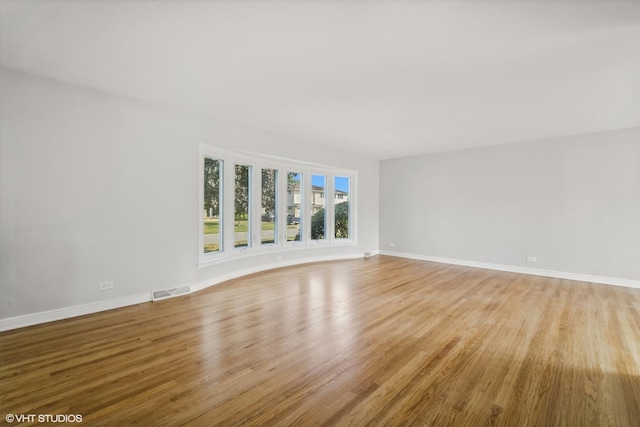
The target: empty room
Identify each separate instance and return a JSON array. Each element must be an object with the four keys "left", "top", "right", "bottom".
[{"left": 1, "top": 1, "right": 639, "bottom": 425}]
